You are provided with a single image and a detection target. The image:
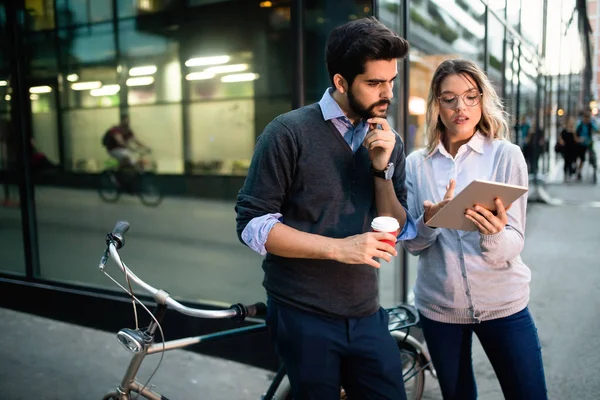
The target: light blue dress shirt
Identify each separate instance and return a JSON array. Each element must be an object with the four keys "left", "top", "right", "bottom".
[{"left": 241, "top": 88, "right": 417, "bottom": 255}]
